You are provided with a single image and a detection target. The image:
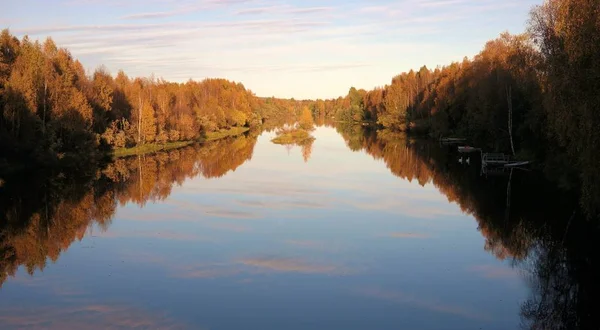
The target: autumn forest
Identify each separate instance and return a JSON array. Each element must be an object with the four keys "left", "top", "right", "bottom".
[
  {"left": 0, "top": 0, "right": 596, "bottom": 167},
  {"left": 0, "top": 0, "right": 596, "bottom": 199},
  {"left": 1, "top": 1, "right": 600, "bottom": 328},
  {"left": 2, "top": 1, "right": 598, "bottom": 223}
]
